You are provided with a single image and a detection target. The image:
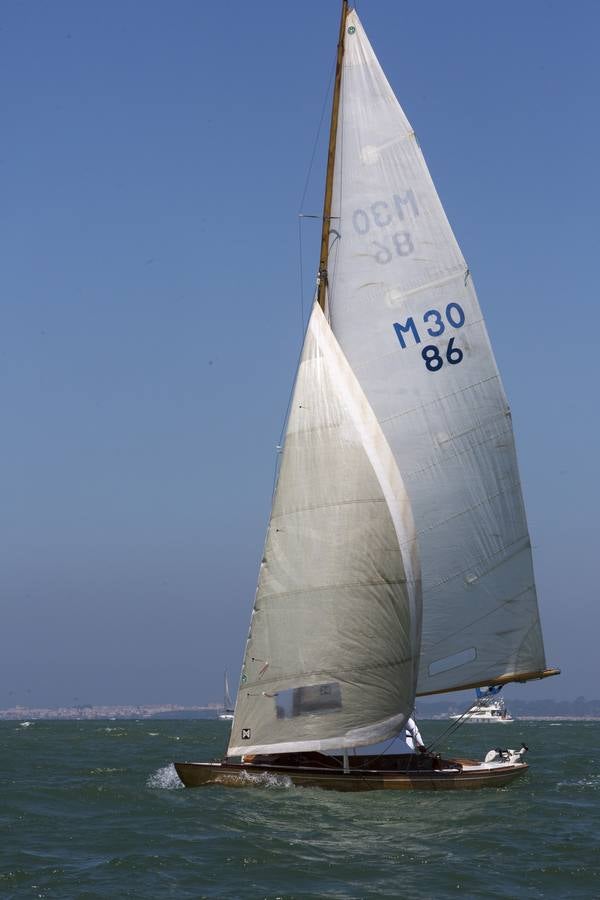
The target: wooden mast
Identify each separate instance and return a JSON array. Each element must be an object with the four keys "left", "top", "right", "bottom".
[{"left": 317, "top": 0, "right": 348, "bottom": 312}]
